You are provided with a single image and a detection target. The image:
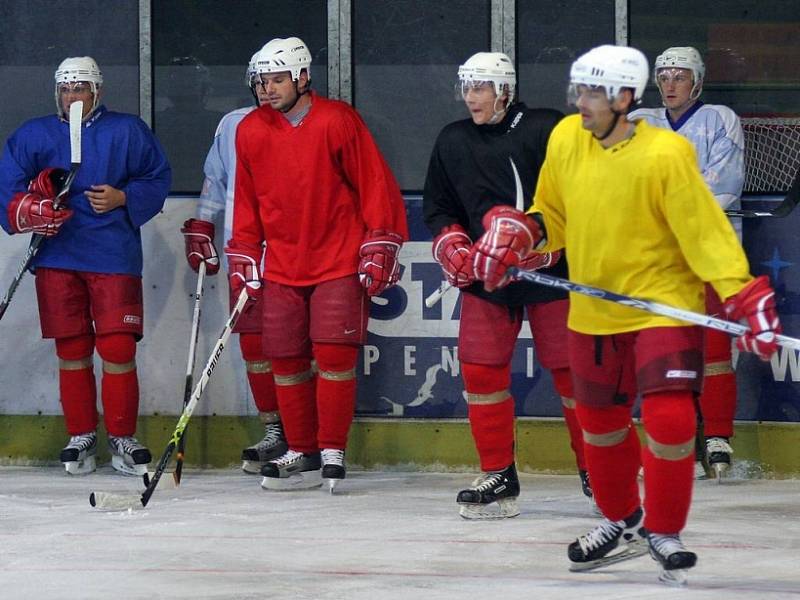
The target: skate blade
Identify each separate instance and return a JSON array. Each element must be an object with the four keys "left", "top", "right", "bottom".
[
  {"left": 241, "top": 460, "right": 266, "bottom": 475},
  {"left": 659, "top": 568, "right": 689, "bottom": 587},
  {"left": 325, "top": 478, "right": 342, "bottom": 494},
  {"left": 260, "top": 470, "right": 322, "bottom": 491},
  {"left": 111, "top": 455, "right": 149, "bottom": 477},
  {"left": 713, "top": 463, "right": 729, "bottom": 483},
  {"left": 64, "top": 455, "right": 96, "bottom": 475},
  {"left": 459, "top": 498, "right": 520, "bottom": 520},
  {"left": 569, "top": 539, "right": 649, "bottom": 572}
]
